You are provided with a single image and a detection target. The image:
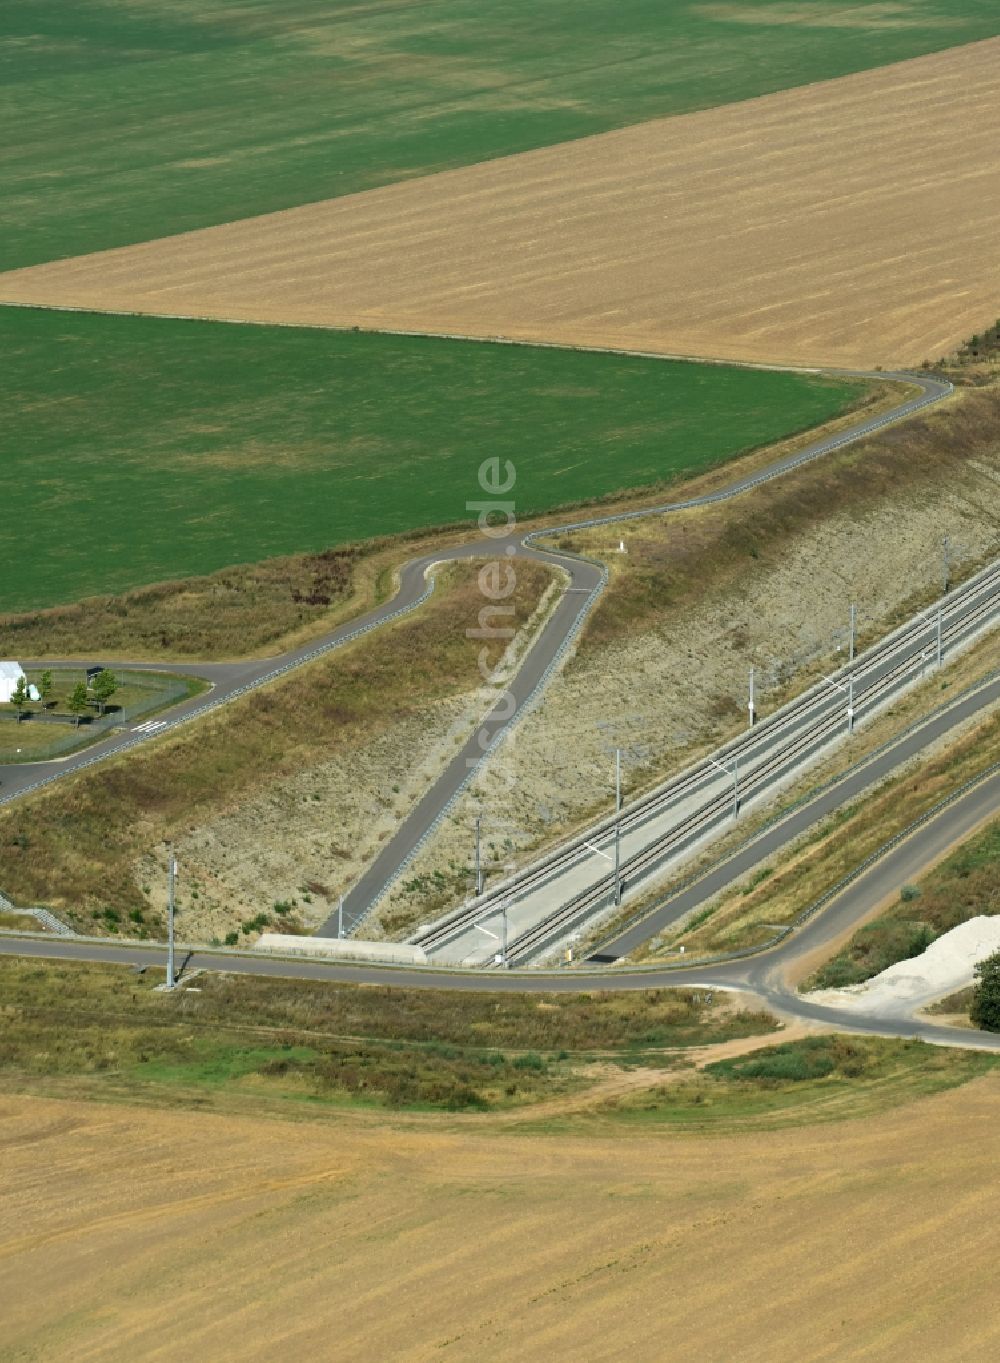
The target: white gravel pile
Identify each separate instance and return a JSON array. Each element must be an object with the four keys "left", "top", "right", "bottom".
[{"left": 811, "top": 916, "right": 1000, "bottom": 1019}]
